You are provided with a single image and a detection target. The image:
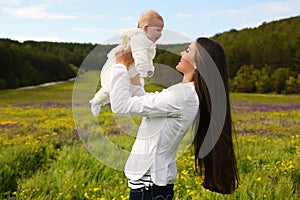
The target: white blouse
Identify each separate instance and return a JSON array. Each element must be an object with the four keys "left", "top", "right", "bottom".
[{"left": 110, "top": 64, "right": 199, "bottom": 186}]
